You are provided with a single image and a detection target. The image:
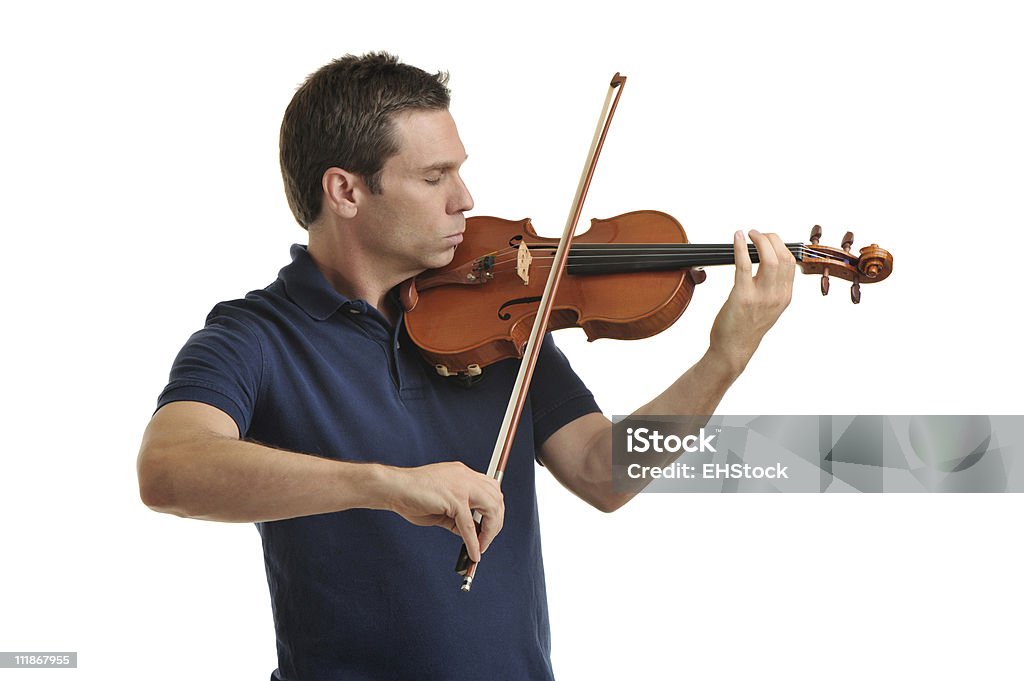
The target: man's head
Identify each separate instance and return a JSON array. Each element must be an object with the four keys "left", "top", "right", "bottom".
[{"left": 280, "top": 52, "right": 451, "bottom": 229}]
